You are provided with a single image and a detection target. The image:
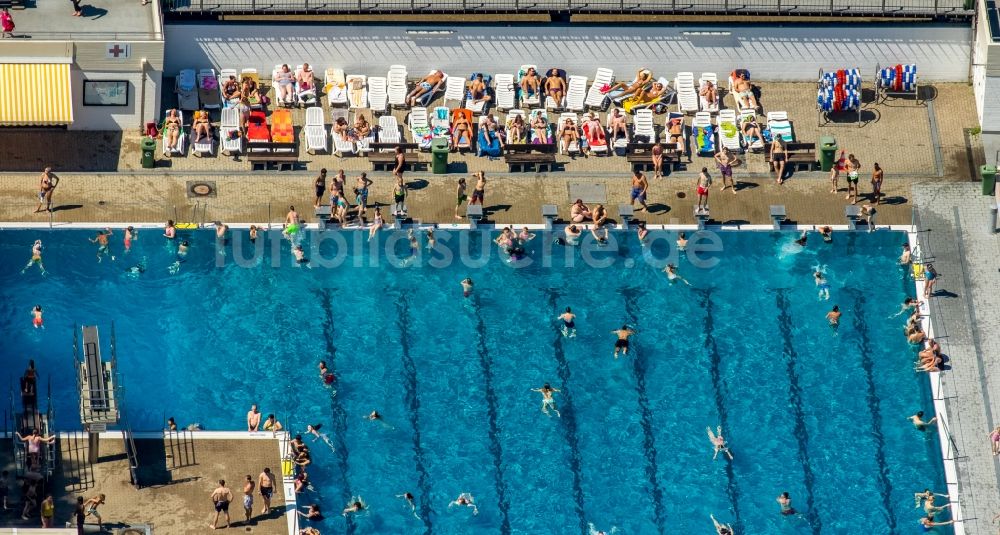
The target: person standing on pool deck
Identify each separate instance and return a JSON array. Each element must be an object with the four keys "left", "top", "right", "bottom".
[
  {"left": 826, "top": 305, "right": 841, "bottom": 327},
  {"left": 696, "top": 167, "right": 712, "bottom": 213},
  {"left": 258, "top": 468, "right": 275, "bottom": 514},
  {"left": 470, "top": 171, "right": 486, "bottom": 206},
  {"left": 242, "top": 475, "right": 255, "bottom": 524},
  {"left": 164, "top": 220, "right": 176, "bottom": 240},
  {"left": 392, "top": 176, "right": 408, "bottom": 217},
  {"left": 35, "top": 167, "right": 57, "bottom": 213},
  {"left": 558, "top": 307, "right": 576, "bottom": 338},
  {"left": 532, "top": 383, "right": 561, "bottom": 417},
  {"left": 82, "top": 493, "right": 105, "bottom": 531},
  {"left": 715, "top": 146, "right": 738, "bottom": 194},
  {"left": 455, "top": 177, "right": 468, "bottom": 219},
  {"left": 776, "top": 492, "right": 796, "bottom": 515},
  {"left": 31, "top": 305, "right": 43, "bottom": 329},
  {"left": 612, "top": 325, "right": 635, "bottom": 359},
  {"left": 313, "top": 169, "right": 327, "bottom": 209},
  {"left": 247, "top": 404, "right": 261, "bottom": 431},
  {"left": 923, "top": 263, "right": 939, "bottom": 299},
  {"left": 74, "top": 496, "right": 85, "bottom": 535},
  {"left": 89, "top": 228, "right": 113, "bottom": 262},
  {"left": 393, "top": 146, "right": 405, "bottom": 179},
  {"left": 908, "top": 411, "right": 937, "bottom": 431},
  {"left": 630, "top": 170, "right": 649, "bottom": 212},
  {"left": 209, "top": 480, "right": 233, "bottom": 529}
]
